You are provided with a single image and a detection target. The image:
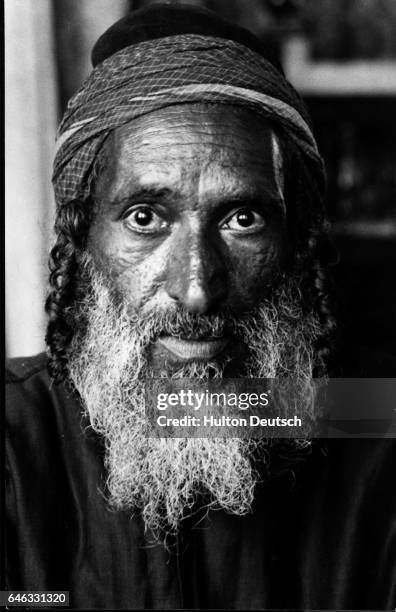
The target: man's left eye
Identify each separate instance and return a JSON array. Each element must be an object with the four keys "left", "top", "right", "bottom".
[
  {"left": 221, "top": 208, "right": 266, "bottom": 232},
  {"left": 124, "top": 206, "right": 167, "bottom": 233}
]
